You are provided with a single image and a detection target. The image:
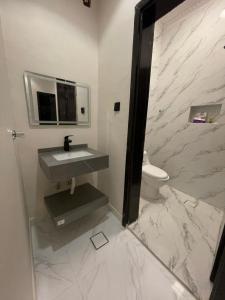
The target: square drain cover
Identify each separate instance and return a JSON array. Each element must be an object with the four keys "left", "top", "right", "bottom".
[{"left": 90, "top": 232, "right": 109, "bottom": 250}]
